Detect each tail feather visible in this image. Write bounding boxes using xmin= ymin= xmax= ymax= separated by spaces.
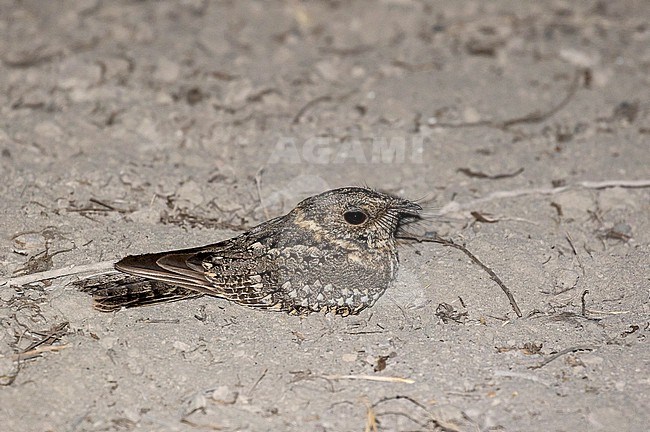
xmin=73 ymin=273 xmax=202 ymax=312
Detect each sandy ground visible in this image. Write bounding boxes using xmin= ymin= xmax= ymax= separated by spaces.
xmin=1 ymin=1 xmax=649 ymax=431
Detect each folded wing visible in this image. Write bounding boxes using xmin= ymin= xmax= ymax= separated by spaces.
xmin=114 ymin=241 xmax=281 ymax=308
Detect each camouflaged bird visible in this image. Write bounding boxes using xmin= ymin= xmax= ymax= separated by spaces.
xmin=79 ymin=187 xmax=421 ymax=316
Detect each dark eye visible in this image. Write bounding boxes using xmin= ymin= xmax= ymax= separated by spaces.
xmin=343 ymin=210 xmax=368 ymax=225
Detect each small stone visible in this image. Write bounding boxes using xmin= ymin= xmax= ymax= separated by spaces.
xmin=611 ymin=223 xmax=631 ymax=236
xmin=0 ymin=290 xmax=14 ymax=302
xmin=224 ymin=80 xmax=253 ymax=105
xmin=0 ymin=357 xmax=18 ymax=384
xmin=351 ymin=66 xmax=366 ymax=78
xmin=559 ymin=48 xmax=600 ymax=68
xmin=581 ymin=355 xmax=604 ymax=367
xmin=99 ymin=337 xmax=118 ymax=350
xmin=123 ymin=407 xmax=140 ymax=423
xmin=587 ymin=407 xmax=629 ymax=430
xmin=315 ymin=59 xmax=340 ymax=81
xmin=136 ymin=118 xmax=160 ymax=142
xmin=99 ymin=56 xmax=132 ymax=80
xmin=211 ymin=385 xmax=238 ymax=404
xmin=462 ymin=107 xmax=481 ymax=123
xmin=173 ymin=341 xmax=191 ymax=352
xmin=125 ymin=358 xmax=144 ymax=375
xmin=58 ymin=58 xmax=102 ymax=89
xmin=12 ymin=233 xmax=46 ymax=254
xmin=175 ymin=180 xmax=205 ymax=207
xmin=129 ymin=208 xmax=161 ymax=225
xmin=154 ymin=57 xmax=181 ymax=82
xmin=553 ymin=269 xmax=580 ymax=293
xmin=184 ymin=393 xmax=207 ymax=416
xmin=553 ymin=191 xmax=593 ymax=218
xmin=34 ymin=121 xmax=64 ymax=140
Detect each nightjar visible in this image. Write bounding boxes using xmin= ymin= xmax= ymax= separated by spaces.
xmin=79 ymin=187 xmax=421 ymax=316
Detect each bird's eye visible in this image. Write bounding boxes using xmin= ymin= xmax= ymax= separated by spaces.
xmin=343 ymin=210 xmax=368 ymax=225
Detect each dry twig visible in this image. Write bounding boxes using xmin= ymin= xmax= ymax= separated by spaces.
xmin=372 ymin=395 xmax=477 ymax=432
xmin=581 ymin=290 xmax=589 ymax=316
xmin=292 ymin=95 xmax=332 ymax=124
xmin=499 ymin=70 xmax=581 ymax=129
xmin=8 ymin=344 xmax=69 ymax=361
xmin=2 ymin=260 xmax=117 ymax=287
xmin=438 ymin=179 xmax=650 ymax=216
xmin=399 ymin=234 xmax=522 ymax=317
xmin=457 ymin=167 xmax=524 ymax=180
xmin=429 ymin=69 xmax=581 ymax=130
xmin=322 ymin=374 xmax=415 ymax=384
xmin=363 ymin=398 xmax=379 ymax=432
xmin=528 ymin=345 xmax=596 ymax=370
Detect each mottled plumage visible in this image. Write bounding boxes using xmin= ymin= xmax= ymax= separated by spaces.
xmin=78 ymin=187 xmax=421 ymax=316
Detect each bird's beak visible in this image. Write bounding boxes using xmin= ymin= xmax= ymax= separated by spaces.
xmin=392 ymin=199 xmax=422 ymax=216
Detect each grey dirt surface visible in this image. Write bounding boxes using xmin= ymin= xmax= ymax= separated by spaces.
xmin=1 ymin=1 xmax=649 ymax=431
